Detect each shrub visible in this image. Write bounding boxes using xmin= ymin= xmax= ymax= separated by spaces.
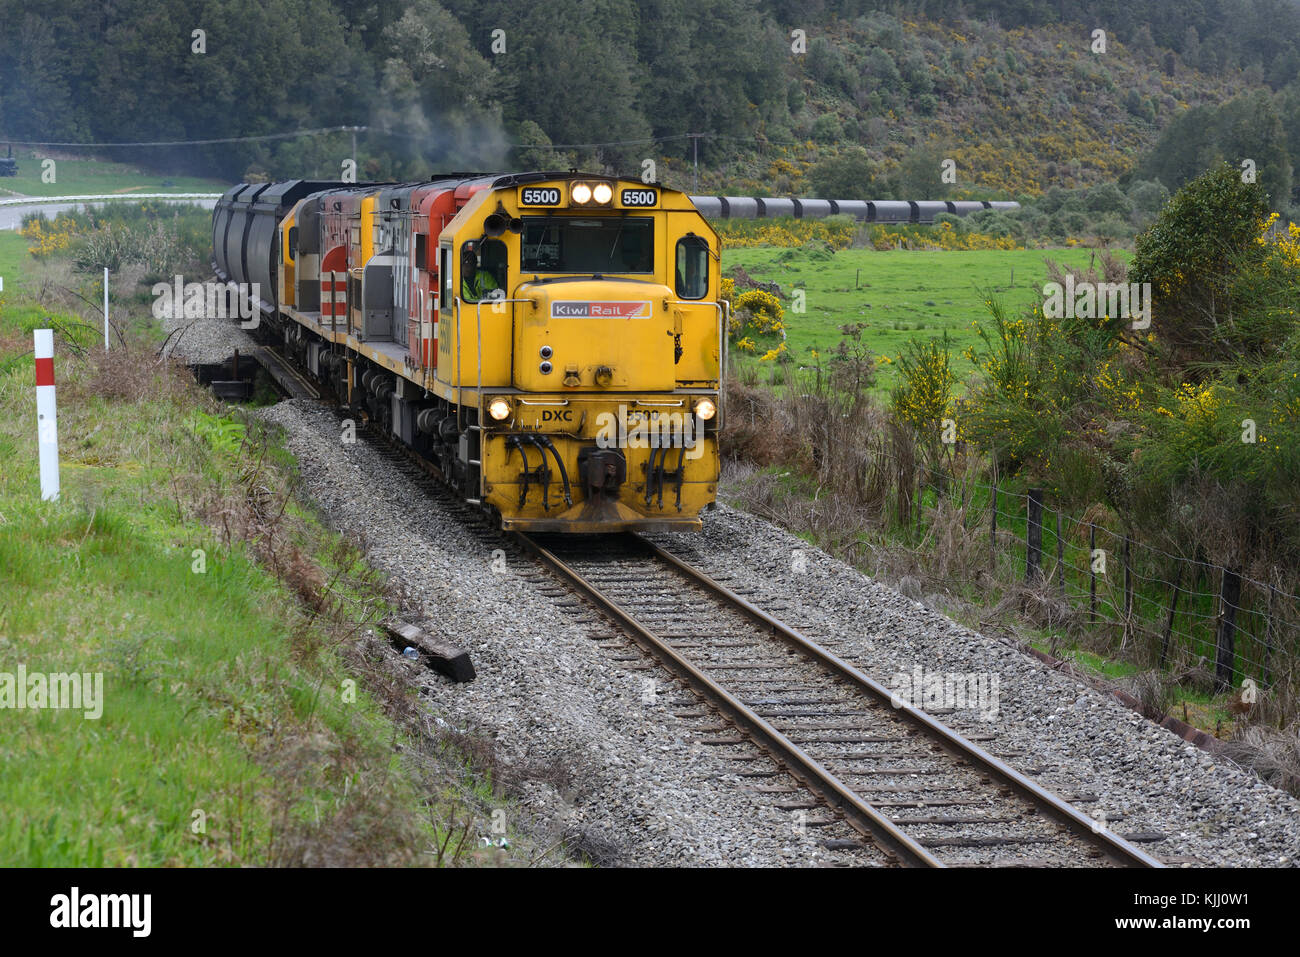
xmin=892 ymin=333 xmax=957 ymax=453
xmin=1129 ymin=163 xmax=1274 ymax=368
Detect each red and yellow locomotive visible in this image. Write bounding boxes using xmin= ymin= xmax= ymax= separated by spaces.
xmin=214 ymin=172 xmax=725 ymax=531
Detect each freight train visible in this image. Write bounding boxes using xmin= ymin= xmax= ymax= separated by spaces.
xmin=213 ymin=174 xmax=1017 ymax=533
xmin=213 ymin=172 xmax=725 ymax=533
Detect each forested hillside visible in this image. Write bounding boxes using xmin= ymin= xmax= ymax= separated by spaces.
xmin=1 ymin=0 xmax=1298 ymax=210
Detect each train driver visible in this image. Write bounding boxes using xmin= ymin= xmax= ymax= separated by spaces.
xmin=461 ymin=244 xmax=500 ymax=302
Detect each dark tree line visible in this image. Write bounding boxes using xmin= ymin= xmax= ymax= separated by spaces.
xmin=0 ymin=0 xmax=790 ymax=179
xmin=3 ymin=0 xmax=1300 ymax=185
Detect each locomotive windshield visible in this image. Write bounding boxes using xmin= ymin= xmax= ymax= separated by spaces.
xmin=521 ymin=216 xmax=653 ymax=274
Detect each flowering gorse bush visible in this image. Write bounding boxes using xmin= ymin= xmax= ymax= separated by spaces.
xmin=22 ymin=215 xmax=81 ymax=258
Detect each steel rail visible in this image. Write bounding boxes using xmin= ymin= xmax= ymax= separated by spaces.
xmin=514 ymin=531 xmax=945 ymax=867
xmin=633 ymin=534 xmax=1164 ymax=868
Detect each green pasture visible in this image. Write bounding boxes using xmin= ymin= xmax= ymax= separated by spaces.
xmin=724 ymin=246 xmax=1129 ymax=394
xmin=0 ymin=148 xmax=228 ymax=198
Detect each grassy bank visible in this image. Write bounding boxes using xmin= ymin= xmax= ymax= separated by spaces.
xmin=0 ymin=148 xmax=228 ymax=198
xmin=0 ymin=232 xmax=28 ymax=289
xmin=0 ymin=291 xmax=541 ymax=865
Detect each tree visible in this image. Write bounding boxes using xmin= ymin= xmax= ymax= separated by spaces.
xmin=0 ymin=12 xmax=83 ymax=140
xmin=1127 ymin=179 xmax=1170 ymax=216
xmin=806 ymin=148 xmax=880 ymax=199
xmin=895 ymin=144 xmax=950 ymax=199
xmin=1129 ymin=163 xmax=1272 ymax=369
xmin=374 ymin=0 xmax=507 ymax=173
xmin=1134 ymin=93 xmax=1293 ymax=212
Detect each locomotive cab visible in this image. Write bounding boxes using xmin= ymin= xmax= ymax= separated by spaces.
xmin=437 ymin=175 xmax=723 ymax=531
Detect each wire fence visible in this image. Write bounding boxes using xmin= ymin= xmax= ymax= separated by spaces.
xmin=889 ymin=449 xmax=1299 ymax=698
xmin=735 ymin=406 xmax=1300 ymax=705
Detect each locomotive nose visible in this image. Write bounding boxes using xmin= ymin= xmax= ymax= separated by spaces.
xmin=514 ymin=279 xmax=676 ymax=392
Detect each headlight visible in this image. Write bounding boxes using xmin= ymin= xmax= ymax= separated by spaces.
xmin=487 ymin=398 xmax=512 ymax=421
xmin=571 ymin=183 xmax=592 ymax=205
xmin=694 ymin=397 xmax=717 ymax=421
xmin=592 ymin=182 xmax=613 ymax=204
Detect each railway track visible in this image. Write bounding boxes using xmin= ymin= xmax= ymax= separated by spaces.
xmin=293 ymin=394 xmax=1167 ymax=867
xmin=516 ymin=530 xmax=1166 ymax=868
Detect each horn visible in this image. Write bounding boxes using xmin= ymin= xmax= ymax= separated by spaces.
xmin=483 ymin=213 xmax=507 ymax=237
xmin=508 ymin=217 xmax=524 ymax=234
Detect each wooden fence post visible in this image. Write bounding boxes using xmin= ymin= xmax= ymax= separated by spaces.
xmin=1026 ymin=488 xmax=1043 ymax=583
xmin=1056 ymin=511 xmax=1065 ymax=599
xmin=1089 ymin=524 xmax=1097 ymax=624
xmin=990 ymin=476 xmax=998 ymax=570
xmin=1264 ymin=579 xmax=1276 ymax=688
xmin=1160 ymin=562 xmax=1183 ymax=668
xmin=1214 ymin=566 xmax=1243 ymax=693
xmin=1123 ymin=535 xmax=1133 ymax=620
xmin=1119 ymin=534 xmax=1134 ymax=651
xmin=915 ymin=471 xmax=923 ymax=538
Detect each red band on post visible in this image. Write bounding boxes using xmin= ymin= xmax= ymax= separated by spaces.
xmin=35 ymin=357 xmax=55 ymax=387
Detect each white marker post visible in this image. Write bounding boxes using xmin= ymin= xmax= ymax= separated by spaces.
xmin=34 ymin=329 xmax=60 ymax=501
xmin=103 ymin=267 xmax=109 ymax=350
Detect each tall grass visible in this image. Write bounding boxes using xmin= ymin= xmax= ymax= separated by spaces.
xmin=0 ymin=307 xmax=540 ymax=865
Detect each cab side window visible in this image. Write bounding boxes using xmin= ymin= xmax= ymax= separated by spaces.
xmin=675 ymin=236 xmax=709 ymax=300
xmin=461 ymin=238 xmax=507 ymax=303
xmin=480 ymin=238 xmax=507 ymax=288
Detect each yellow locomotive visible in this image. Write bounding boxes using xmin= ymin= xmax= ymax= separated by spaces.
xmin=214 ymin=172 xmax=725 ymax=532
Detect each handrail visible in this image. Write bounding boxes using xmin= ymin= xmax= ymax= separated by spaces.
xmin=455 ymin=295 xmax=463 ymax=430
xmin=454 ymin=294 xmax=535 ymax=427
xmin=665 ymin=298 xmax=726 ymax=428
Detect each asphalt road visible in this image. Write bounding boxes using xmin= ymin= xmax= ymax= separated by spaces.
xmin=0 ymin=193 xmax=221 ymax=230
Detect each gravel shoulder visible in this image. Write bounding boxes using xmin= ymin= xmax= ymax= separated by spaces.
xmin=162 ymin=314 xmax=257 ymax=365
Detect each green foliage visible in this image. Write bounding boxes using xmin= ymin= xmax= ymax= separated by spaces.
xmin=1085 ymin=182 xmax=1131 ymax=215
xmin=1127 ymin=179 xmax=1170 ymax=215
xmin=189 ymin=410 xmax=248 ymax=457
xmin=812 ymin=113 xmax=844 ymax=144
xmin=1129 ymin=163 xmax=1273 ymax=366
xmin=959 ymin=162 xmax=1300 ymax=576
xmin=961 ymin=258 xmax=1135 ymax=500
xmin=1134 ymin=92 xmax=1293 ymax=212
xmin=806 ymin=147 xmax=880 ymax=199
xmin=4 ymin=0 xmax=1300 ymax=202
xmin=892 ymin=333 xmax=956 ymax=445
xmin=894 ymin=144 xmax=950 ymax=200
xmin=47 ymin=203 xmax=212 ymax=275
xmin=1129 ymin=357 xmax=1300 ymax=564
